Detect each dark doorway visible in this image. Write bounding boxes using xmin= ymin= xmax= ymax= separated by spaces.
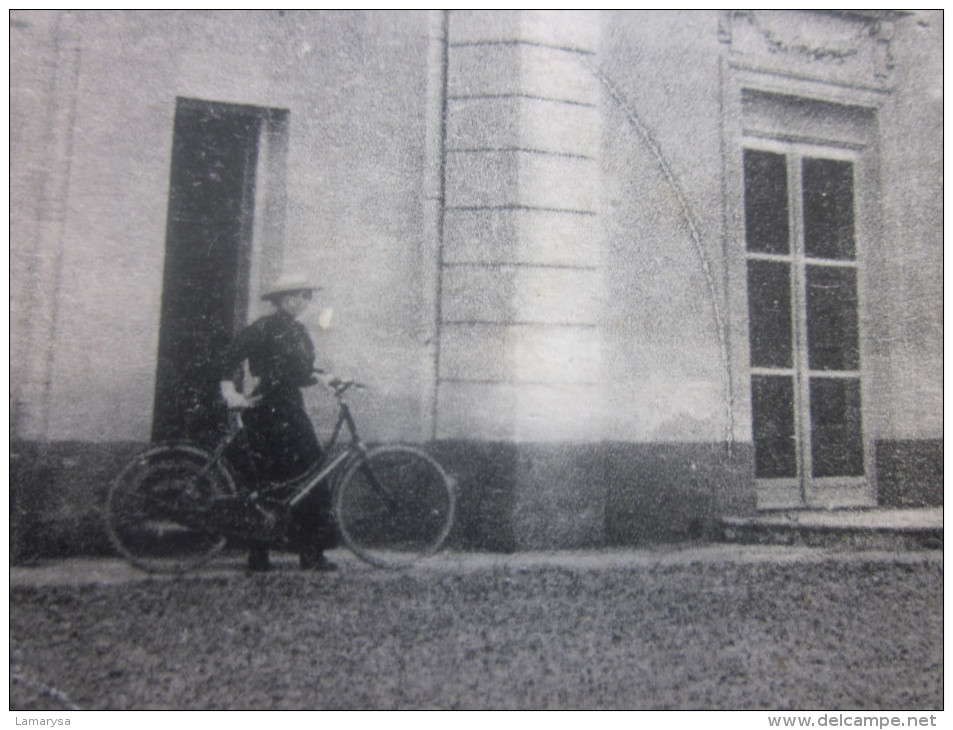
xmin=152 ymin=98 xmax=267 ymax=444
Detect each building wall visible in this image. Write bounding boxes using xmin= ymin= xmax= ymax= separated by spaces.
xmin=11 ymin=9 xmax=438 ymax=445
xmin=436 ymin=10 xmax=605 ymax=444
xmin=712 ymin=10 xmax=943 ymax=507
xmin=871 ymin=10 xmax=943 ymax=506
xmin=601 ymin=10 xmax=731 ymax=445
xmin=876 ymin=11 xmax=943 ymax=440
xmin=10 ymin=10 xmax=942 ymax=559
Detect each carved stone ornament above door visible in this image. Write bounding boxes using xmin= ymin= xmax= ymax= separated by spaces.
xmin=718 ymin=10 xmax=902 ymax=88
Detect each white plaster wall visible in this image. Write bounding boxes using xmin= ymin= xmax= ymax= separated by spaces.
xmin=11 ymin=10 xmax=941 ymax=449
xmin=600 ymin=10 xmax=730 ymax=444
xmin=11 ymin=10 xmax=436 ymax=443
xmin=599 ymin=10 xmax=942 ymax=447
xmin=10 ymin=12 xmax=60 ymax=431
xmin=875 ymin=10 xmax=943 ymax=439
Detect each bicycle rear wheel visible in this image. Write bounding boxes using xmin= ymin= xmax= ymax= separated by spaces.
xmin=105 ymin=443 xmax=236 ymax=573
xmin=334 ymin=445 xmax=455 ymax=568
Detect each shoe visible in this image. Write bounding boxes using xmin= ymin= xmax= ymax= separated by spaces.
xmin=247 ymin=546 xmax=272 ymax=573
xmin=299 ymin=552 xmax=338 ymax=572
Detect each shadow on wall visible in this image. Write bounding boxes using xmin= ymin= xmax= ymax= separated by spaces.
xmin=10 ymin=441 xmax=141 ymax=563
xmin=875 ymin=440 xmax=943 ymax=508
xmin=603 ymin=442 xmax=756 ymax=545
xmin=436 ymin=440 xmax=757 ymax=551
xmin=432 ymin=441 xmax=520 ymax=553
xmin=10 ymin=439 xmax=760 ymax=562
xmin=9 ymin=439 xmax=527 ymax=563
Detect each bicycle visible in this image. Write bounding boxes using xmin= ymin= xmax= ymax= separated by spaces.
xmin=105 ymin=381 xmax=456 ymax=572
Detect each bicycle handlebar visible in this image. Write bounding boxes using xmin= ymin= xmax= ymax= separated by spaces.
xmin=311 ymin=368 xmax=365 ymax=399
xmin=226 ymin=379 xmax=366 ymax=414
xmin=331 ymin=380 xmax=366 ymax=399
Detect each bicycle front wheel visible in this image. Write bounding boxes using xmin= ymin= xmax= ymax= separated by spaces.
xmin=105 ymin=443 xmax=236 ymax=574
xmin=334 ymin=445 xmax=455 ymax=569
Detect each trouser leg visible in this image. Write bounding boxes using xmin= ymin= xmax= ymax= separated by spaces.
xmin=247 ymin=540 xmax=271 ymax=572
xmin=291 ymin=482 xmax=338 ymax=570
xmin=237 ymin=392 xmax=329 ymax=569
xmin=290 ymin=482 xmax=332 ymax=552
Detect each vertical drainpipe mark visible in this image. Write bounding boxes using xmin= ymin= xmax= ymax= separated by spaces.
xmin=40 ymin=16 xmax=82 ymax=439
xmin=579 ymin=55 xmax=735 ymax=457
xmin=430 ymin=9 xmax=450 ymax=442
xmin=716 ymin=56 xmax=735 ymax=461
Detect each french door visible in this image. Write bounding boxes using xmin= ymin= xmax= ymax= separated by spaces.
xmin=743 ymin=144 xmax=872 ymax=508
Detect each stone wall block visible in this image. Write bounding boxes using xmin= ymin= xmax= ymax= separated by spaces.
xmin=519 ymin=155 xmax=599 ymax=211
xmin=509 ymin=326 xmax=601 ymax=384
xmin=437 ymin=382 xmax=517 ymax=440
xmin=443 ymin=209 xmax=519 ymax=265
xmin=519 ymin=10 xmax=600 ymax=51
xmin=448 ymin=10 xmax=522 ymax=44
xmin=512 ymin=268 xmax=602 ymax=324
xmin=444 ymin=209 xmax=600 ymax=268
xmin=448 ymin=10 xmax=599 ymax=52
xmin=513 ymin=384 xmax=606 ymax=442
xmin=447 ymin=97 xmax=521 ymax=151
xmin=439 ymin=324 xmax=509 ymax=382
xmin=516 ymin=210 xmax=601 ymax=266
xmin=442 ymin=266 xmax=517 ymax=323
xmin=519 ymin=98 xmax=599 ymax=158
xmin=519 ymin=46 xmax=598 ymax=105
xmin=439 ymin=324 xmax=601 ymax=385
xmin=444 ymin=150 xmax=520 ymax=208
xmin=447 ymin=44 xmax=521 ymax=98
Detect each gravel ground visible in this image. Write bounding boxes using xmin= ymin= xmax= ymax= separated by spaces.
xmin=10 ymin=553 xmax=942 ymax=710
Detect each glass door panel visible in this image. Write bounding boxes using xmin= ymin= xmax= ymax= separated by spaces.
xmin=744 ymin=149 xmax=790 ymax=254
xmin=747 ymin=260 xmax=793 ymax=369
xmin=744 ymin=146 xmax=869 ymax=506
xmin=809 ymin=377 xmax=864 ymax=478
xmin=751 ymin=375 xmax=798 ymax=479
xmin=805 ymin=265 xmax=860 ymax=372
xmin=802 ymin=157 xmax=856 ymax=260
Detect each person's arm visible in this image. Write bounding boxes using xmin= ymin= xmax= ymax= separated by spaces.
xmin=264 ymin=319 xmax=322 ymax=388
xmin=219 ymin=325 xmax=261 ymax=409
xmin=314 ymin=370 xmax=344 ymax=390
xmin=220 ymin=379 xmax=261 ymax=409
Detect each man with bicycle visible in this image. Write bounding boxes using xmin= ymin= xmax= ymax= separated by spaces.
xmin=219 ymin=274 xmax=338 ymax=573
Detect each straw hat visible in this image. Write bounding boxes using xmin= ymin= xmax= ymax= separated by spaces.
xmin=261 ymin=274 xmax=320 ymax=301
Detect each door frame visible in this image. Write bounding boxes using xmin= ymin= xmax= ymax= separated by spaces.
xmin=744 ymin=138 xmax=873 ymax=508
xmin=151 ymin=97 xmax=288 ymax=443
xmin=720 ymin=64 xmax=885 ymax=509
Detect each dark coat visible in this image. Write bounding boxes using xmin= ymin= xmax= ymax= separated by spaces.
xmin=222 ymin=309 xmax=322 ymax=484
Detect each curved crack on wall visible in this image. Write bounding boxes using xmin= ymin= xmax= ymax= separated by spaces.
xmin=577 ymin=53 xmax=736 ymax=456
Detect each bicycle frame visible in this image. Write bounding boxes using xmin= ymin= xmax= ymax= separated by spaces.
xmin=287 ymin=398 xmax=366 ymax=508
xmin=107 ymin=378 xmax=455 ymax=573
xmin=284 ymin=389 xmax=398 ymax=511
xmin=202 ymin=388 xmax=369 ymax=512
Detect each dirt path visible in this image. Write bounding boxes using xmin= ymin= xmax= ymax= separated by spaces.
xmin=10 ymin=548 xmax=942 ymax=710
xmin=11 ymin=544 xmax=942 ymax=586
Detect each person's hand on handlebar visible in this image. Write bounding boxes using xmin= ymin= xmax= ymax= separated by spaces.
xmin=220 ymin=380 xmax=262 ymax=409
xmin=314 ymin=371 xmax=362 ymax=395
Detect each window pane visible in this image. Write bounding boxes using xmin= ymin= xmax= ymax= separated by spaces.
xmin=744 ymin=149 xmax=790 ymax=254
xmin=751 ymin=375 xmax=797 ymax=478
xmin=810 ymin=378 xmax=864 ymax=477
xmin=747 ymin=260 xmax=793 ymax=368
xmin=803 ymin=158 xmax=855 ymax=260
xmin=806 ymin=265 xmax=860 ymax=371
